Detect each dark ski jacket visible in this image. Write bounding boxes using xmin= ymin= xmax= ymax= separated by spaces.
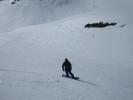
xmin=62 ymin=60 xmax=72 ymax=71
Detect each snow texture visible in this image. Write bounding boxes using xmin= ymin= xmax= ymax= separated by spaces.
xmin=0 ymin=0 xmax=94 ymax=32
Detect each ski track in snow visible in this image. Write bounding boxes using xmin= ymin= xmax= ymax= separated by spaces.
xmin=0 ymin=67 xmax=96 ymax=88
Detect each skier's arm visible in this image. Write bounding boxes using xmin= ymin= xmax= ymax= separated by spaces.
xmin=62 ymin=62 xmax=65 ymax=71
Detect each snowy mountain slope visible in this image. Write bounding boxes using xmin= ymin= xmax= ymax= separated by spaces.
xmin=0 ymin=0 xmax=133 ymax=100
xmin=0 ymin=12 xmax=133 ymax=100
xmin=0 ymin=0 xmax=94 ymax=32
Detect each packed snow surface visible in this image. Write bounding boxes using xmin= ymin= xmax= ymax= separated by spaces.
xmin=0 ymin=0 xmax=133 ymax=100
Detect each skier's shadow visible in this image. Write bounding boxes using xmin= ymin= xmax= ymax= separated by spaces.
xmin=77 ymin=79 xmax=96 ymax=86
xmin=62 ymin=74 xmax=96 ymax=86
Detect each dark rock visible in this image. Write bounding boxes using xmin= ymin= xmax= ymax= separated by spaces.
xmin=85 ymin=22 xmax=117 ymax=28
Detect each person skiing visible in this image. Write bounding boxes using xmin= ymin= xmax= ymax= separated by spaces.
xmin=62 ymin=58 xmax=74 ymax=78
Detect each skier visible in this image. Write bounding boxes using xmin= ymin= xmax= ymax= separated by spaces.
xmin=62 ymin=58 xmax=74 ymax=78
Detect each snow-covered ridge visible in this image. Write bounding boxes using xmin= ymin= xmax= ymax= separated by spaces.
xmin=0 ymin=0 xmax=94 ymax=32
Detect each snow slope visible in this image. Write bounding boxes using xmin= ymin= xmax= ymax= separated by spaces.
xmin=0 ymin=0 xmax=133 ymax=100
xmin=0 ymin=0 xmax=94 ymax=32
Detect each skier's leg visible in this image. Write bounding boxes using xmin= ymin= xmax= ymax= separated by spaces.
xmin=65 ymin=70 xmax=69 ymax=77
xmin=69 ymin=70 xmax=74 ymax=78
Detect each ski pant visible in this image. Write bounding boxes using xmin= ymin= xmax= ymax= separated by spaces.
xmin=65 ymin=69 xmax=74 ymax=78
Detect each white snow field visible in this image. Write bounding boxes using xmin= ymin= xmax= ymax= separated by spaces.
xmin=0 ymin=0 xmax=94 ymax=32
xmin=0 ymin=0 xmax=133 ymax=100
